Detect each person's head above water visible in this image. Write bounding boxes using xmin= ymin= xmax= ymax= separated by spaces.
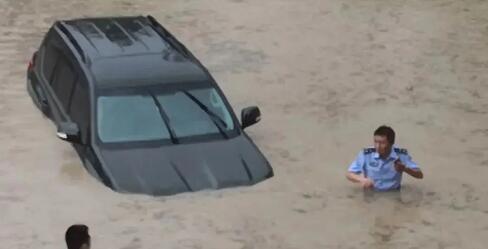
xmin=65 ymin=224 xmax=90 ymax=249
xmin=373 ymin=125 xmax=395 ymax=158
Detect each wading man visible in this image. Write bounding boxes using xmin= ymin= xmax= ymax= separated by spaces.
xmin=346 ymin=125 xmax=423 ymax=191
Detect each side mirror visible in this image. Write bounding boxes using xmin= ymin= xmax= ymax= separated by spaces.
xmin=57 ymin=122 xmax=81 ymax=143
xmin=241 ymin=106 xmax=261 ymax=130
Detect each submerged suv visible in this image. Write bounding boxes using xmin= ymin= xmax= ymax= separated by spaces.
xmin=27 ymin=16 xmax=273 ymax=196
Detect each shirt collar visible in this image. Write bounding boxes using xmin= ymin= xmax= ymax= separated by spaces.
xmin=373 ymin=151 xmax=380 ymax=159
xmin=373 ymin=146 xmax=399 ymax=160
xmin=390 ymin=147 xmax=399 ymax=160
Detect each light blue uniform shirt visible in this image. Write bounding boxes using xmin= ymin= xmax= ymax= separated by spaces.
xmin=348 ymin=146 xmax=419 ymax=191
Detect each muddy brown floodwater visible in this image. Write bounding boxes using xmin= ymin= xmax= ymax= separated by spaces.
xmin=1 ymin=0 xmax=488 ymax=248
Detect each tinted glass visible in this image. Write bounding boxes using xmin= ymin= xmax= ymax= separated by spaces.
xmin=51 ymin=57 xmax=76 ymax=110
xmin=97 ymin=95 xmax=170 ymax=143
xmin=42 ymin=44 xmax=59 ymax=82
xmin=96 ymin=86 xmax=235 ymax=143
xmin=156 ymin=88 xmax=234 ymax=137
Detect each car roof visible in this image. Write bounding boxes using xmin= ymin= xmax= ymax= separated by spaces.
xmin=58 ymin=16 xmax=209 ymax=87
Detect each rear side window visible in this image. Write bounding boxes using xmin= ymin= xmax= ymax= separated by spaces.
xmin=51 ymin=56 xmax=76 ymax=110
xmin=42 ymin=44 xmax=59 ymax=81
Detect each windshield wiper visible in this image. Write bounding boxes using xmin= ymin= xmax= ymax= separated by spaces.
xmin=148 ymin=92 xmax=179 ymax=144
xmin=181 ymin=90 xmax=229 ymax=139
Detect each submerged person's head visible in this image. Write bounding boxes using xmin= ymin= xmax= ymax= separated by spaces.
xmin=65 ymin=224 xmax=90 ymax=249
xmin=373 ymin=125 xmax=395 ymax=157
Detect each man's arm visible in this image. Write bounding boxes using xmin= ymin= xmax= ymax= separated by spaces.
xmin=346 ymin=172 xmax=374 ymax=188
xmin=346 ymin=171 xmax=366 ymax=183
xmin=346 ymin=151 xmax=374 ymax=188
xmin=404 ymin=167 xmax=423 ymax=179
xmin=394 ymin=155 xmax=423 ymax=179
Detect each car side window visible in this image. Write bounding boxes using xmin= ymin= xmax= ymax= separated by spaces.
xmin=69 ymin=76 xmax=90 ymax=143
xmin=51 ymin=56 xmax=77 ymax=111
xmin=42 ymin=43 xmax=59 ymax=82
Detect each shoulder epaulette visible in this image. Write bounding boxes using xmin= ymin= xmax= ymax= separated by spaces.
xmin=394 ymin=148 xmax=408 ymax=154
xmin=363 ymin=148 xmax=376 ymax=154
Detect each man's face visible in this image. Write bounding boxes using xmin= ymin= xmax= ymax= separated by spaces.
xmin=374 ymin=135 xmax=391 ymax=157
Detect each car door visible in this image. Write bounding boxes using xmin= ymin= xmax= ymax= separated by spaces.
xmin=68 ymin=74 xmax=103 ymax=180
xmin=50 ymin=55 xmax=77 ymax=122
xmin=39 ymin=30 xmax=78 ymax=126
xmin=68 ymin=74 xmax=90 ymax=148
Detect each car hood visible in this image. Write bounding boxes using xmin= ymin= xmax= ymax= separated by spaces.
xmin=97 ymin=135 xmax=273 ymax=196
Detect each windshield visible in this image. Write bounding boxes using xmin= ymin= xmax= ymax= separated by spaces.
xmin=96 ymin=86 xmax=236 ymax=143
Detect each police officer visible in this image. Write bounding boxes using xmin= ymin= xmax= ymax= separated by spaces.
xmin=346 ymin=125 xmax=423 ymax=191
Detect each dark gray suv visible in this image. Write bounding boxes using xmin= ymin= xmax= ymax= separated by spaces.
xmin=27 ymin=15 xmax=273 ymax=196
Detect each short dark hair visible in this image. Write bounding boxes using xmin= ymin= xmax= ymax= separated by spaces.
xmin=65 ymin=224 xmax=90 ymax=249
xmin=374 ymin=125 xmax=395 ymax=145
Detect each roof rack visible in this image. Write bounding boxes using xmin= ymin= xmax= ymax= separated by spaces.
xmin=56 ymin=21 xmax=87 ymax=63
xmin=146 ymin=15 xmax=211 ymax=74
xmin=146 ymin=15 xmax=192 ymax=58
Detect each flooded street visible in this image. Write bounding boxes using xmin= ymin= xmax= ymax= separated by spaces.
xmin=1 ymin=0 xmax=488 ymax=248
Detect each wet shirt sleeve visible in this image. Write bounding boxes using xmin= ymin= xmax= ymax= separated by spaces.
xmin=400 ymin=153 xmax=419 ymax=170
xmin=348 ymin=151 xmax=365 ymax=174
